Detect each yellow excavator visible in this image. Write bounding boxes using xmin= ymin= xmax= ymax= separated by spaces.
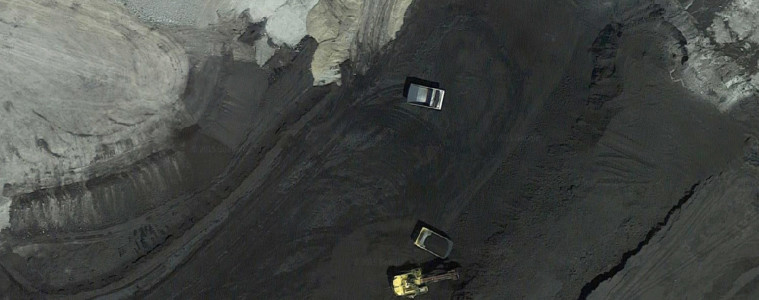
xmin=392 ymin=268 xmax=459 ymax=298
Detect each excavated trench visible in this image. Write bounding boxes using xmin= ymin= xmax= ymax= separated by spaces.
xmin=578 ymin=181 xmax=701 ymax=299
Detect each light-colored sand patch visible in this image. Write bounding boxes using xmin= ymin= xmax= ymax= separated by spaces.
xmin=255 ymin=38 xmax=277 ymax=65
xmin=0 ymin=0 xmax=190 ymax=195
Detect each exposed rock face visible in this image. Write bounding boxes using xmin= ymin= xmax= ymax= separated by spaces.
xmin=306 ymin=0 xmax=363 ymax=85
xmin=221 ymin=0 xmax=321 ymax=46
xmin=118 ymin=0 xmax=320 ymax=67
xmin=660 ymin=0 xmax=759 ymax=111
xmin=307 ymin=0 xmax=414 ymax=85
xmin=0 ymin=0 xmax=191 ymax=229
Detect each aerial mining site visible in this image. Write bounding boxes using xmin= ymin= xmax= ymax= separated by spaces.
xmin=1 ymin=0 xmax=759 ymax=299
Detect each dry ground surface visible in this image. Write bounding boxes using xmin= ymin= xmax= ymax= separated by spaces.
xmin=1 ymin=0 xmax=759 ymax=299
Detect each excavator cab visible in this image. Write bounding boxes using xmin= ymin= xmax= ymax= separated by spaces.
xmin=392 ymin=268 xmax=428 ymax=298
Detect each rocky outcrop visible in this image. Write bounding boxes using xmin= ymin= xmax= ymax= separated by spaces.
xmin=659 ymin=0 xmax=759 ymax=111
xmin=119 ymin=0 xmax=415 ymax=85
xmin=307 ymin=0 xmax=414 ymax=85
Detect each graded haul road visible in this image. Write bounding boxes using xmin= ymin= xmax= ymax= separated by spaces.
xmin=1 ymin=0 xmax=759 ymax=299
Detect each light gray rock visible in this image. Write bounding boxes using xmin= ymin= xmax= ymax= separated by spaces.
xmin=0 ymin=0 xmax=191 ymax=229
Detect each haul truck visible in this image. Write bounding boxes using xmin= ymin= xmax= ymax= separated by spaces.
xmin=406 ymin=83 xmax=445 ymax=110
xmin=413 ymin=227 xmax=453 ymax=259
xmin=391 ymin=225 xmax=458 ymax=298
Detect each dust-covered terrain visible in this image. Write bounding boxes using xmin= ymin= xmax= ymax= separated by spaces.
xmin=1 ymin=0 xmax=759 ymax=299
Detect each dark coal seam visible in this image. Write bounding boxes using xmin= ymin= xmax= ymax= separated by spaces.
xmin=577 ymin=181 xmax=701 ymax=299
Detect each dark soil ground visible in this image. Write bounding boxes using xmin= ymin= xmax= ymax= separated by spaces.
xmin=2 ymin=0 xmax=759 ymax=299
xmin=141 ymin=0 xmax=745 ymax=299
